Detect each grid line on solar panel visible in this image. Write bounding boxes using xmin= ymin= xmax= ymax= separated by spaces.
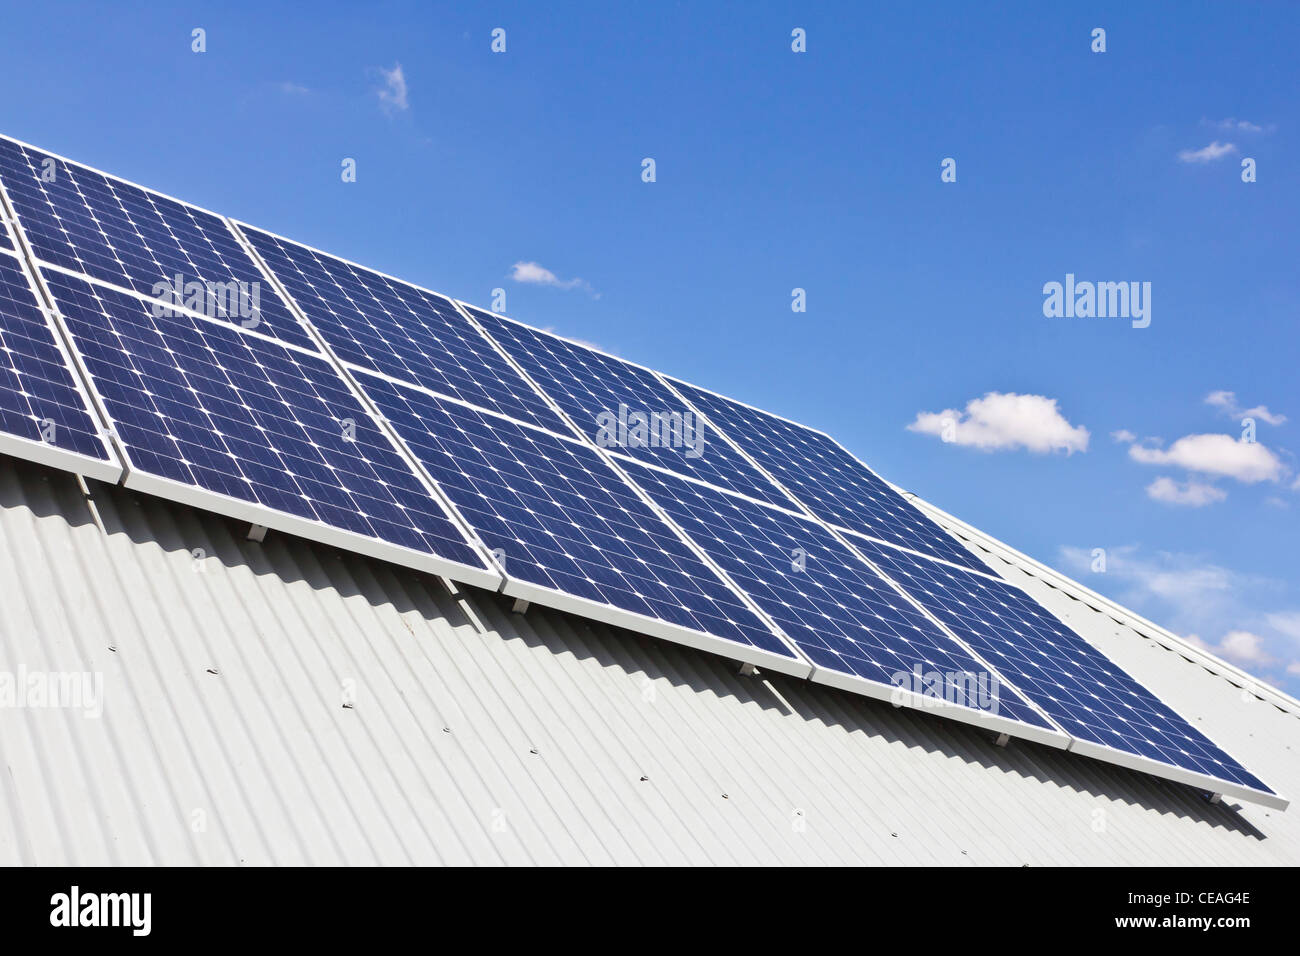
xmin=851 ymin=534 xmax=1277 ymax=798
xmin=616 ymin=456 xmax=1069 ymax=742
xmin=0 ymin=205 xmax=13 ymax=251
xmin=39 ymin=266 xmax=499 ymax=586
xmin=462 ymin=304 xmax=802 ymax=508
xmin=236 ymin=224 xmax=573 ymax=435
xmin=0 ymin=250 xmax=120 ymax=481
xmin=0 ymin=136 xmax=314 ymax=352
xmin=664 ymin=375 xmax=994 ymax=573
xmin=352 ymin=367 xmax=810 ymax=675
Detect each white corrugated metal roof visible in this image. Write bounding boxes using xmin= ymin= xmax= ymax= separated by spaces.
xmin=0 ymin=456 xmax=1295 ymax=865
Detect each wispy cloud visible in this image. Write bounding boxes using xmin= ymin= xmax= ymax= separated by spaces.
xmin=1184 ymin=630 xmax=1276 ymax=666
xmin=1057 ymin=545 xmax=1300 ymax=687
xmin=907 ymin=392 xmax=1089 ymax=454
xmin=376 ymin=63 xmax=409 ymax=114
xmin=1205 ymin=389 xmax=1286 ymax=426
xmin=1202 ymin=117 xmax=1275 ymax=134
xmin=1111 ymin=429 xmax=1137 ymax=444
xmin=1128 ymin=433 xmax=1283 ymax=483
xmin=278 ymin=81 xmax=310 ymax=96
xmin=509 ymin=261 xmax=599 ymax=298
xmin=1177 ymin=141 xmax=1237 ymax=163
xmin=1145 ymin=476 xmax=1226 ymax=507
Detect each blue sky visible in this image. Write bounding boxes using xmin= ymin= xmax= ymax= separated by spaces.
xmin=3 ymin=1 xmax=1298 ymax=691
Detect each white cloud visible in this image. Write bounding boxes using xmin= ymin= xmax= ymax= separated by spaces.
xmin=278 ymin=81 xmax=310 ymax=96
xmin=1204 ymin=389 xmax=1286 ymax=426
xmin=1146 ymin=476 xmax=1227 ymax=507
xmin=377 ymin=63 xmax=409 ymax=113
xmin=509 ymin=261 xmax=598 ymax=297
xmin=1111 ymin=429 xmax=1137 ymax=444
xmin=1177 ymin=141 xmax=1238 ymax=163
xmin=1289 ymin=662 xmax=1300 ymax=676
xmin=1128 ymin=433 xmax=1283 ymax=483
xmin=907 ymin=392 xmax=1089 ymax=454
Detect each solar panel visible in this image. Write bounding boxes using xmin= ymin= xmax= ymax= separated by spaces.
xmin=355 ymin=369 xmax=809 ymax=676
xmin=0 ymin=136 xmax=313 ymax=351
xmin=0 ymin=205 xmax=13 ymax=251
xmin=852 ymin=533 xmax=1281 ymax=805
xmin=40 ymin=267 xmax=499 ymax=586
xmin=618 ymin=457 xmax=1066 ymax=745
xmin=666 ymin=377 xmax=993 ymax=573
xmin=238 ymin=226 xmax=571 ymax=434
xmin=465 ymin=305 xmax=798 ymax=507
xmin=0 ymin=250 xmax=120 ymax=482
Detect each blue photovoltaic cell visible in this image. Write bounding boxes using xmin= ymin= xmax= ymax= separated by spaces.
xmin=0 ymin=206 xmax=13 ymax=251
xmin=241 ymin=227 xmax=570 ymax=433
xmin=42 ymin=268 xmax=487 ymax=570
xmin=668 ymin=377 xmax=991 ymax=573
xmin=467 ymin=306 xmax=797 ymax=507
xmin=0 ymin=252 xmax=111 ymax=461
xmin=357 ymin=370 xmax=797 ymax=660
xmin=854 ymin=535 xmax=1273 ymax=794
xmin=0 ymin=137 xmax=313 ymax=351
xmin=621 ymin=457 xmax=1053 ymax=728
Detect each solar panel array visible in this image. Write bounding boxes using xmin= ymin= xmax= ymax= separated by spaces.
xmin=0 ymin=138 xmax=311 ymax=350
xmin=466 ymin=305 xmax=796 ymax=508
xmin=42 ymin=268 xmax=495 ymax=580
xmin=0 ymin=249 xmax=119 ymax=480
xmin=240 ymin=227 xmax=570 ymax=433
xmin=668 ymin=376 xmax=994 ymax=573
xmin=360 ymin=372 xmax=799 ymax=665
xmin=621 ymin=458 xmax=1060 ymax=740
xmin=853 ymin=534 xmax=1274 ymax=794
xmin=0 ymin=133 xmax=1281 ymax=808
